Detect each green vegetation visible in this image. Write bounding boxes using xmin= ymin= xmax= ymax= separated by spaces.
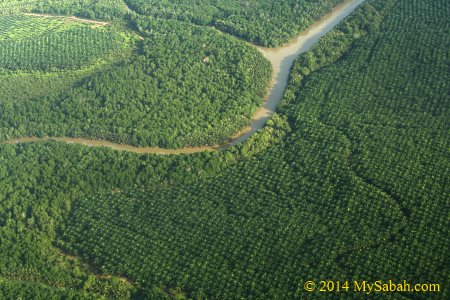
xmin=1 ymin=0 xmax=350 ymax=47
xmin=33 ymin=0 xmax=129 ymax=20
xmin=0 ymin=15 xmax=271 ymax=148
xmin=0 ymin=0 xmax=128 ymax=20
xmin=125 ymin=0 xmax=343 ymax=47
xmin=0 ymin=139 xmax=233 ymax=298
xmin=0 ymin=0 xmax=448 ymax=299
xmin=0 ymin=16 xmax=125 ymax=71
xmin=0 ymin=277 xmax=97 ymax=299
xmin=0 ymin=15 xmax=74 ymax=41
xmin=0 ymin=0 xmax=36 ymax=14
xmin=58 ymin=0 xmax=450 ymax=298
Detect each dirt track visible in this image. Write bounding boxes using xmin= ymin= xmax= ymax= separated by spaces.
xmin=24 ymin=12 xmax=110 ymax=26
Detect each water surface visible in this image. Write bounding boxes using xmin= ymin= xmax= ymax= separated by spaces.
xmin=6 ymin=0 xmax=366 ymax=154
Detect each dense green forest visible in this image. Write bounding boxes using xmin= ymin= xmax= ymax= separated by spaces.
xmin=0 ymin=14 xmax=271 ymax=148
xmin=0 ymin=0 xmax=129 ymax=20
xmin=124 ymin=0 xmax=343 ymax=46
xmin=0 ymin=0 xmax=448 ymax=299
xmin=0 ymin=15 xmax=126 ymax=71
xmin=57 ymin=0 xmax=450 ymax=298
xmin=1 ymin=0 xmax=345 ymax=47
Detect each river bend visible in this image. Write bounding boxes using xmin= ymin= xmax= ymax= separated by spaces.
xmin=5 ymin=0 xmax=366 ymax=154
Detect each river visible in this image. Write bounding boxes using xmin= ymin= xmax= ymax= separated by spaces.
xmin=5 ymin=0 xmax=365 ymax=155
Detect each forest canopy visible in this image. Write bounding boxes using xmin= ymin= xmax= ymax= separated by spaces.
xmin=0 ymin=13 xmax=271 ymax=148
xmin=0 ymin=0 xmax=448 ymax=299
xmin=0 ymin=15 xmax=126 ymax=71
xmin=1 ymin=0 xmax=347 ymax=47
xmin=125 ymin=0 xmax=344 ymax=46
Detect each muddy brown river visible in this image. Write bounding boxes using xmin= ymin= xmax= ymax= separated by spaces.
xmin=6 ymin=0 xmax=366 ymax=155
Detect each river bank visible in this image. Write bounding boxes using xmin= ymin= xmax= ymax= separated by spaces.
xmin=6 ymin=0 xmax=366 ymax=154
